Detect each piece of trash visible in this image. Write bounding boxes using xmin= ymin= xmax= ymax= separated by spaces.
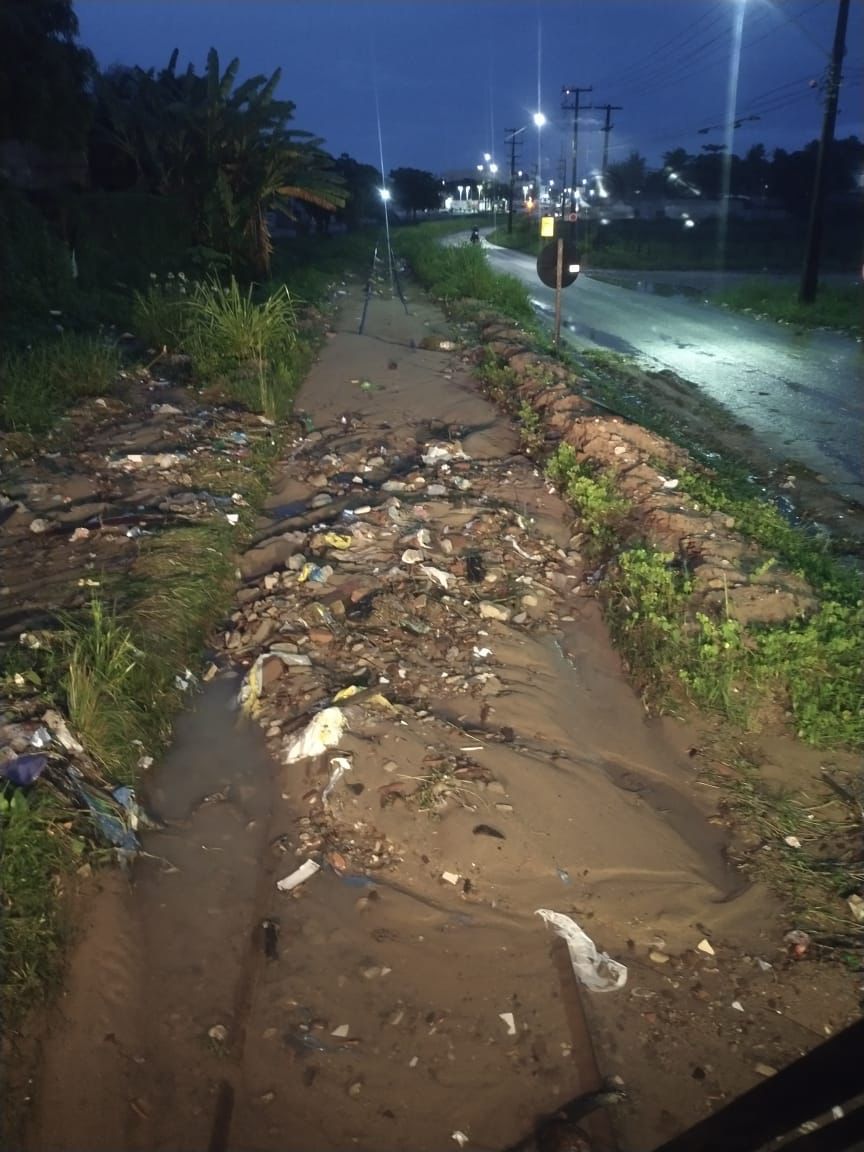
xmin=784 ymin=929 xmax=811 ymax=959
xmin=226 ymin=513 xmax=240 ymax=526
xmin=298 ymin=562 xmax=331 ymax=584
xmin=661 ymin=477 xmax=679 ymax=489
xmin=696 ymin=938 xmax=716 ymax=956
xmin=420 ymin=564 xmax=454 ymax=590
xmin=451 ymin=1131 xmax=469 ymax=1148
xmin=262 ymin=918 xmax=280 ymax=960
xmin=401 ymin=549 xmax=425 ymax=565
xmin=556 ymin=867 xmax=571 ymax=884
xmin=276 ymin=859 xmax=321 ymax=892
xmin=323 ymin=532 xmax=352 ymax=549
xmin=472 ymin=646 xmax=493 ymax=659
xmin=473 ymin=824 xmax=505 ymax=840
xmin=499 ymin=1012 xmax=516 ymax=1036
xmin=649 ymin=949 xmax=670 ymax=964
xmin=42 ymin=709 xmax=84 ymax=754
xmin=69 ymin=526 xmax=90 ymax=542
xmin=731 ymin=1000 xmax=745 ymax=1012
xmin=0 ymin=754 xmax=48 ymax=787
xmin=331 ymin=1023 xmax=350 ymax=1038
xmin=505 ymin=535 xmax=542 ymax=562
xmin=784 ymin=835 xmax=802 ymax=849
xmin=282 ymin=708 xmax=347 ymax=763
xmin=322 ymin=755 xmax=352 ymax=803
xmin=441 ymin=871 xmax=460 ymax=885
xmin=333 ymin=684 xmax=363 ymax=702
xmin=111 ymin=786 xmax=162 ymax=831
xmin=536 ymin=909 xmax=627 ymax=992
xmin=72 ymin=776 xmax=141 ymax=852
xmin=848 ymin=894 xmax=864 ymax=923
xmin=421 ymin=444 xmax=468 ymax=466
xmin=755 ymin=1063 xmax=778 ymax=1078
xmin=208 ymin=1024 xmax=228 ymax=1044
xmin=174 ymin=668 xmax=195 ymax=692
xmin=29 ymin=518 xmax=50 ymax=534
xmin=755 ymin=957 xmax=773 ymax=972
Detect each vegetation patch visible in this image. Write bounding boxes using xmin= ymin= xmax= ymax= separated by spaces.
xmin=0 ymin=334 xmax=122 ymax=434
xmin=709 ymin=280 xmax=862 ymax=338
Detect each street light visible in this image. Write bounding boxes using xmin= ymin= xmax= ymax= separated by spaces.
xmin=533 ymin=111 xmax=546 ymax=207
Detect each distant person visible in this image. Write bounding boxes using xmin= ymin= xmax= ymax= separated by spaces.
xmin=470 ymin=227 xmax=480 ymax=245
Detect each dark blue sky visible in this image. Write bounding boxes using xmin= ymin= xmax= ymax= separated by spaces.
xmin=77 ymin=1 xmax=864 ymax=179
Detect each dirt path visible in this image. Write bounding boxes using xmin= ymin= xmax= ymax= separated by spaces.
xmin=21 ymin=284 xmax=859 ymax=1152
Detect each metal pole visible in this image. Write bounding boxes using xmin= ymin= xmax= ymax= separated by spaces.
xmin=554 ymin=234 xmax=564 ymax=350
xmin=799 ymin=0 xmax=850 ymax=303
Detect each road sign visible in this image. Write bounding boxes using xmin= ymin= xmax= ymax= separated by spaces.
xmin=536 ymin=241 xmax=580 ymax=289
xmin=540 ymin=215 xmax=555 ymax=238
xmin=568 ymin=211 xmax=578 ymax=222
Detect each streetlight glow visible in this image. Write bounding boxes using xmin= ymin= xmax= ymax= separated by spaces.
xmin=533 ymin=111 xmax=546 ymax=128
xmin=379 ymin=187 xmax=391 ymax=201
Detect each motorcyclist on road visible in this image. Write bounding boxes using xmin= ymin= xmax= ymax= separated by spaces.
xmin=470 ymin=227 xmax=480 ymax=245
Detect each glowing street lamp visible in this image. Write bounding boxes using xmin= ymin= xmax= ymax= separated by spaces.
xmin=533 ymin=111 xmax=546 ymax=204
xmin=379 ymin=187 xmax=391 ymax=202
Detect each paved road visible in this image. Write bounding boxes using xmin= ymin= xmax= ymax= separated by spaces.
xmin=483 ymin=242 xmax=864 ymax=505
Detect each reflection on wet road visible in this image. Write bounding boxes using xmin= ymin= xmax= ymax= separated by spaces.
xmin=486 ymin=244 xmax=864 ymax=505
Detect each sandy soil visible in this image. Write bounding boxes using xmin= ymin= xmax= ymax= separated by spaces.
xmin=14 ymin=284 xmax=861 ymax=1152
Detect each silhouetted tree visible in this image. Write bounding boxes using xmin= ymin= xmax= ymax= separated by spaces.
xmin=0 ymin=0 xmax=95 ymax=151
xmin=388 ymin=167 xmax=441 ymax=221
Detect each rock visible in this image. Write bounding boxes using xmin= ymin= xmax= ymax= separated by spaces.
xmin=495 ymin=802 xmax=514 ymax=814
xmin=755 ymin=1063 xmax=777 ymax=1078
xmin=487 ymin=781 xmax=507 ymax=795
xmin=260 ymin=657 xmax=285 ymax=687
xmin=251 ymin=618 xmax=276 ymax=646
xmin=479 ymin=601 xmax=511 ymax=623
xmin=649 ymin=950 xmax=670 ymax=964
xmin=29 ymin=518 xmax=50 ymax=534
xmin=696 ymin=939 xmax=716 ymax=956
xmin=307 ymin=628 xmax=333 ymax=646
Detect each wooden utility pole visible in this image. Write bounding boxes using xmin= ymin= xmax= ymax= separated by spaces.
xmin=596 ymin=103 xmax=623 ymax=179
xmin=799 ymin=0 xmax=850 ymax=303
xmin=505 ymin=127 xmax=523 ymax=235
xmin=561 ymin=85 xmax=592 ymax=210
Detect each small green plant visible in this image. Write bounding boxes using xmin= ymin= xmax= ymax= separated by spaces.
xmin=0 ymin=334 xmax=121 ymax=432
xmin=544 ymin=444 xmax=630 ymax=547
xmin=518 ymin=400 xmax=543 ymax=455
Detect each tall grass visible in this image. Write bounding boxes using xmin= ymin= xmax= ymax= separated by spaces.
xmin=0 ymin=334 xmax=121 ymax=433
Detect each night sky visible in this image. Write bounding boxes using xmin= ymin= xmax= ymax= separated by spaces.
xmin=76 ymin=1 xmax=864 ymax=180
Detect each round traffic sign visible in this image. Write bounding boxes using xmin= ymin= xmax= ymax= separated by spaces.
xmin=536 ymin=241 xmax=580 ymax=289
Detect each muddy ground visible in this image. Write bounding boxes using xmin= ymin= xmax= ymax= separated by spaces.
xmin=8 ymin=283 xmax=863 ymax=1152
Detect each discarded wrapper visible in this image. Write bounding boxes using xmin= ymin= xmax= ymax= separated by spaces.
xmin=536 ymin=909 xmax=628 ymax=992
xmin=276 ymin=859 xmax=321 ymax=892
xmin=322 ymin=755 xmax=352 ymax=803
xmin=282 ymin=707 xmax=347 ymax=763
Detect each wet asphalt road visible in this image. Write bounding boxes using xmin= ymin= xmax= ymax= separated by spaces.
xmin=483 ymin=242 xmax=864 ymax=506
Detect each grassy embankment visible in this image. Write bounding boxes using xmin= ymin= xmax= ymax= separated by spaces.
xmin=396 ymin=222 xmax=864 ymax=945
xmin=0 ymin=189 xmax=376 ymax=1022
xmin=488 ymin=211 xmax=863 ymax=335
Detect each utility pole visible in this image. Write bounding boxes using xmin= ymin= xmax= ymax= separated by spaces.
xmin=505 ymin=127 xmax=524 ymax=235
xmin=561 ymin=85 xmax=592 ymax=211
xmin=799 ymin=0 xmax=850 ymax=303
xmin=596 ymin=103 xmax=623 ymax=179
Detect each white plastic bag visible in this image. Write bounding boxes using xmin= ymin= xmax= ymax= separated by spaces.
xmin=282 ymin=707 xmax=347 ymax=763
xmin=536 ymin=908 xmax=627 ymax=992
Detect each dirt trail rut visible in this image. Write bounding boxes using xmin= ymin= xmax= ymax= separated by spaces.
xmin=23 ymin=285 xmax=859 ymax=1152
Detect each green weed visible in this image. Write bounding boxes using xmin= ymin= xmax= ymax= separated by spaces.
xmin=0 ymin=335 xmax=121 ymax=433
xmin=132 ymin=274 xmax=190 ymax=350
xmin=710 ymin=281 xmax=862 ymax=338
xmin=544 ymin=443 xmax=630 ymax=548
xmin=517 ymin=401 xmax=544 ymax=455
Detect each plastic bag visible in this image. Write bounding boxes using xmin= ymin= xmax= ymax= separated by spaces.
xmin=536 ymin=908 xmax=627 ymax=992
xmin=283 ymin=707 xmax=347 ymax=763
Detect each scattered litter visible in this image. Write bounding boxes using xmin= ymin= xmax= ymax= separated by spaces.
xmin=658 ymin=476 xmax=680 ymax=490
xmin=784 ymin=835 xmax=802 ymax=849
xmin=0 ymin=754 xmax=48 ymax=786
xmin=208 ymin=1024 xmax=228 ymax=1044
xmin=174 ymin=668 xmax=196 ymax=692
xmin=649 ymin=949 xmax=670 ymax=964
xmin=441 ymin=871 xmax=460 ymax=885
xmin=784 ymin=929 xmax=811 ymax=959
xmin=323 ymin=532 xmax=352 ymax=549
xmin=29 ymin=518 xmax=50 ymax=534
xmin=472 ymin=646 xmax=493 ymax=659
xmin=421 ymin=444 xmax=468 ymax=466
xmin=43 ymin=709 xmax=84 ymax=754
xmin=298 ymin=562 xmax=331 ymax=584
xmin=322 ymin=755 xmax=352 ymax=803
xmin=276 ymin=859 xmax=321 ymax=892
xmin=331 ymin=1023 xmax=350 ymax=1038
xmin=420 ymin=564 xmax=454 ymax=590
xmin=401 ymin=549 xmax=424 ymax=565
xmin=536 ymin=909 xmax=628 ymax=992
xmin=283 ymin=708 xmax=347 ymax=763
xmin=505 ymin=535 xmax=542 ymax=562
xmin=755 ymin=957 xmax=773 ymax=972
xmin=556 ymin=867 xmax=571 ymax=884
xmin=459 ymin=745 xmax=484 ymax=752
xmin=69 ymin=526 xmax=91 ymax=542
xmin=499 ymin=1012 xmax=516 ymax=1036
xmin=696 ymin=938 xmax=716 ymax=956
xmin=112 ymin=786 xmax=162 ymax=831
xmin=731 ymin=1000 xmax=745 ymax=1012
xmin=451 ymin=1132 xmax=469 ymax=1148
xmin=226 ymin=513 xmax=240 ymax=526
xmin=755 ymin=1063 xmax=778 ymax=1078
xmin=848 ymin=894 xmax=864 ymax=923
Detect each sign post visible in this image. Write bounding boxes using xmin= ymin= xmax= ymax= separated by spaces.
xmin=554 ymin=236 xmax=564 ymax=349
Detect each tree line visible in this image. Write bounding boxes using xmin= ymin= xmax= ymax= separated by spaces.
xmin=0 ymin=0 xmax=446 ymax=284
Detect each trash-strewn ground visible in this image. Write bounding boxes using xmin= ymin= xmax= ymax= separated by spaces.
xmin=10 ymin=283 xmax=862 ymax=1152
